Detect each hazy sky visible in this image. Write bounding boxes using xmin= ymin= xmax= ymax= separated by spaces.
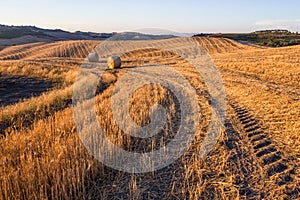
xmin=1 ymin=0 xmax=299 ymax=33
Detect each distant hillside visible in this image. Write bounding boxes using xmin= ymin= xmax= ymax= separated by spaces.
xmin=108 ymin=32 xmax=177 ymax=40
xmin=194 ymin=30 xmax=300 ymax=47
xmin=0 ymin=25 xmax=115 ymax=40
xmin=0 ymin=25 xmax=178 ymax=50
xmin=0 ymin=25 xmax=115 ymax=49
xmin=0 ymin=37 xmax=261 ymax=61
xmin=0 ymin=40 xmax=100 ymax=60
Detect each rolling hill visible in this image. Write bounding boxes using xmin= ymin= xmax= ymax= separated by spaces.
xmin=0 ymin=36 xmax=299 ymax=199
xmin=0 ymin=25 xmax=113 ymax=50
xmin=0 ymin=37 xmax=263 ymax=61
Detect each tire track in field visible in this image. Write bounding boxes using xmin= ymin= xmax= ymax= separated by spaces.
xmin=228 ymin=100 xmax=300 ymax=198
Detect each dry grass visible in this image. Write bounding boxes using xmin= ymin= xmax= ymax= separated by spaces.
xmin=0 ymin=37 xmax=299 ymax=199
xmin=212 ymin=45 xmax=300 ymax=153
xmin=0 ymin=40 xmax=100 ymax=60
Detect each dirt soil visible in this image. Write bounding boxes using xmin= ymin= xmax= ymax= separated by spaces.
xmin=0 ymin=73 xmax=53 ymax=106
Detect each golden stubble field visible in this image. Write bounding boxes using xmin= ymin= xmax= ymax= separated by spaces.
xmin=0 ymin=37 xmax=299 ymax=199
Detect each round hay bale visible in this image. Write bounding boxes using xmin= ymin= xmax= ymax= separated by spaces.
xmin=107 ymin=56 xmax=121 ymax=69
xmin=88 ymin=52 xmax=99 ymax=62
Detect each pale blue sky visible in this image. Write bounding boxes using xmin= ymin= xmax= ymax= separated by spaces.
xmin=0 ymin=0 xmax=299 ymax=33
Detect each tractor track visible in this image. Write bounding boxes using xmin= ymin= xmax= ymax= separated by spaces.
xmin=226 ymin=100 xmax=299 ymax=199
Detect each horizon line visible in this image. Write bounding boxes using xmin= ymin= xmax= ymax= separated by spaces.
xmin=0 ymin=23 xmax=296 ymax=35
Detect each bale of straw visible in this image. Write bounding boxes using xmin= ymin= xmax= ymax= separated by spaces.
xmin=107 ymin=56 xmax=121 ymax=69
xmin=88 ymin=53 xmax=99 ymax=62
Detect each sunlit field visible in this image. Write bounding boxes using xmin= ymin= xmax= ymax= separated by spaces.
xmin=0 ymin=37 xmax=299 ymax=199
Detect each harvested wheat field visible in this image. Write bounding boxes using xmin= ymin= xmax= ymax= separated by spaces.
xmin=0 ymin=37 xmax=299 ymax=200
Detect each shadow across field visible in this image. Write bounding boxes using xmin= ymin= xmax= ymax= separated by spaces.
xmin=0 ymin=73 xmax=53 ymax=106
